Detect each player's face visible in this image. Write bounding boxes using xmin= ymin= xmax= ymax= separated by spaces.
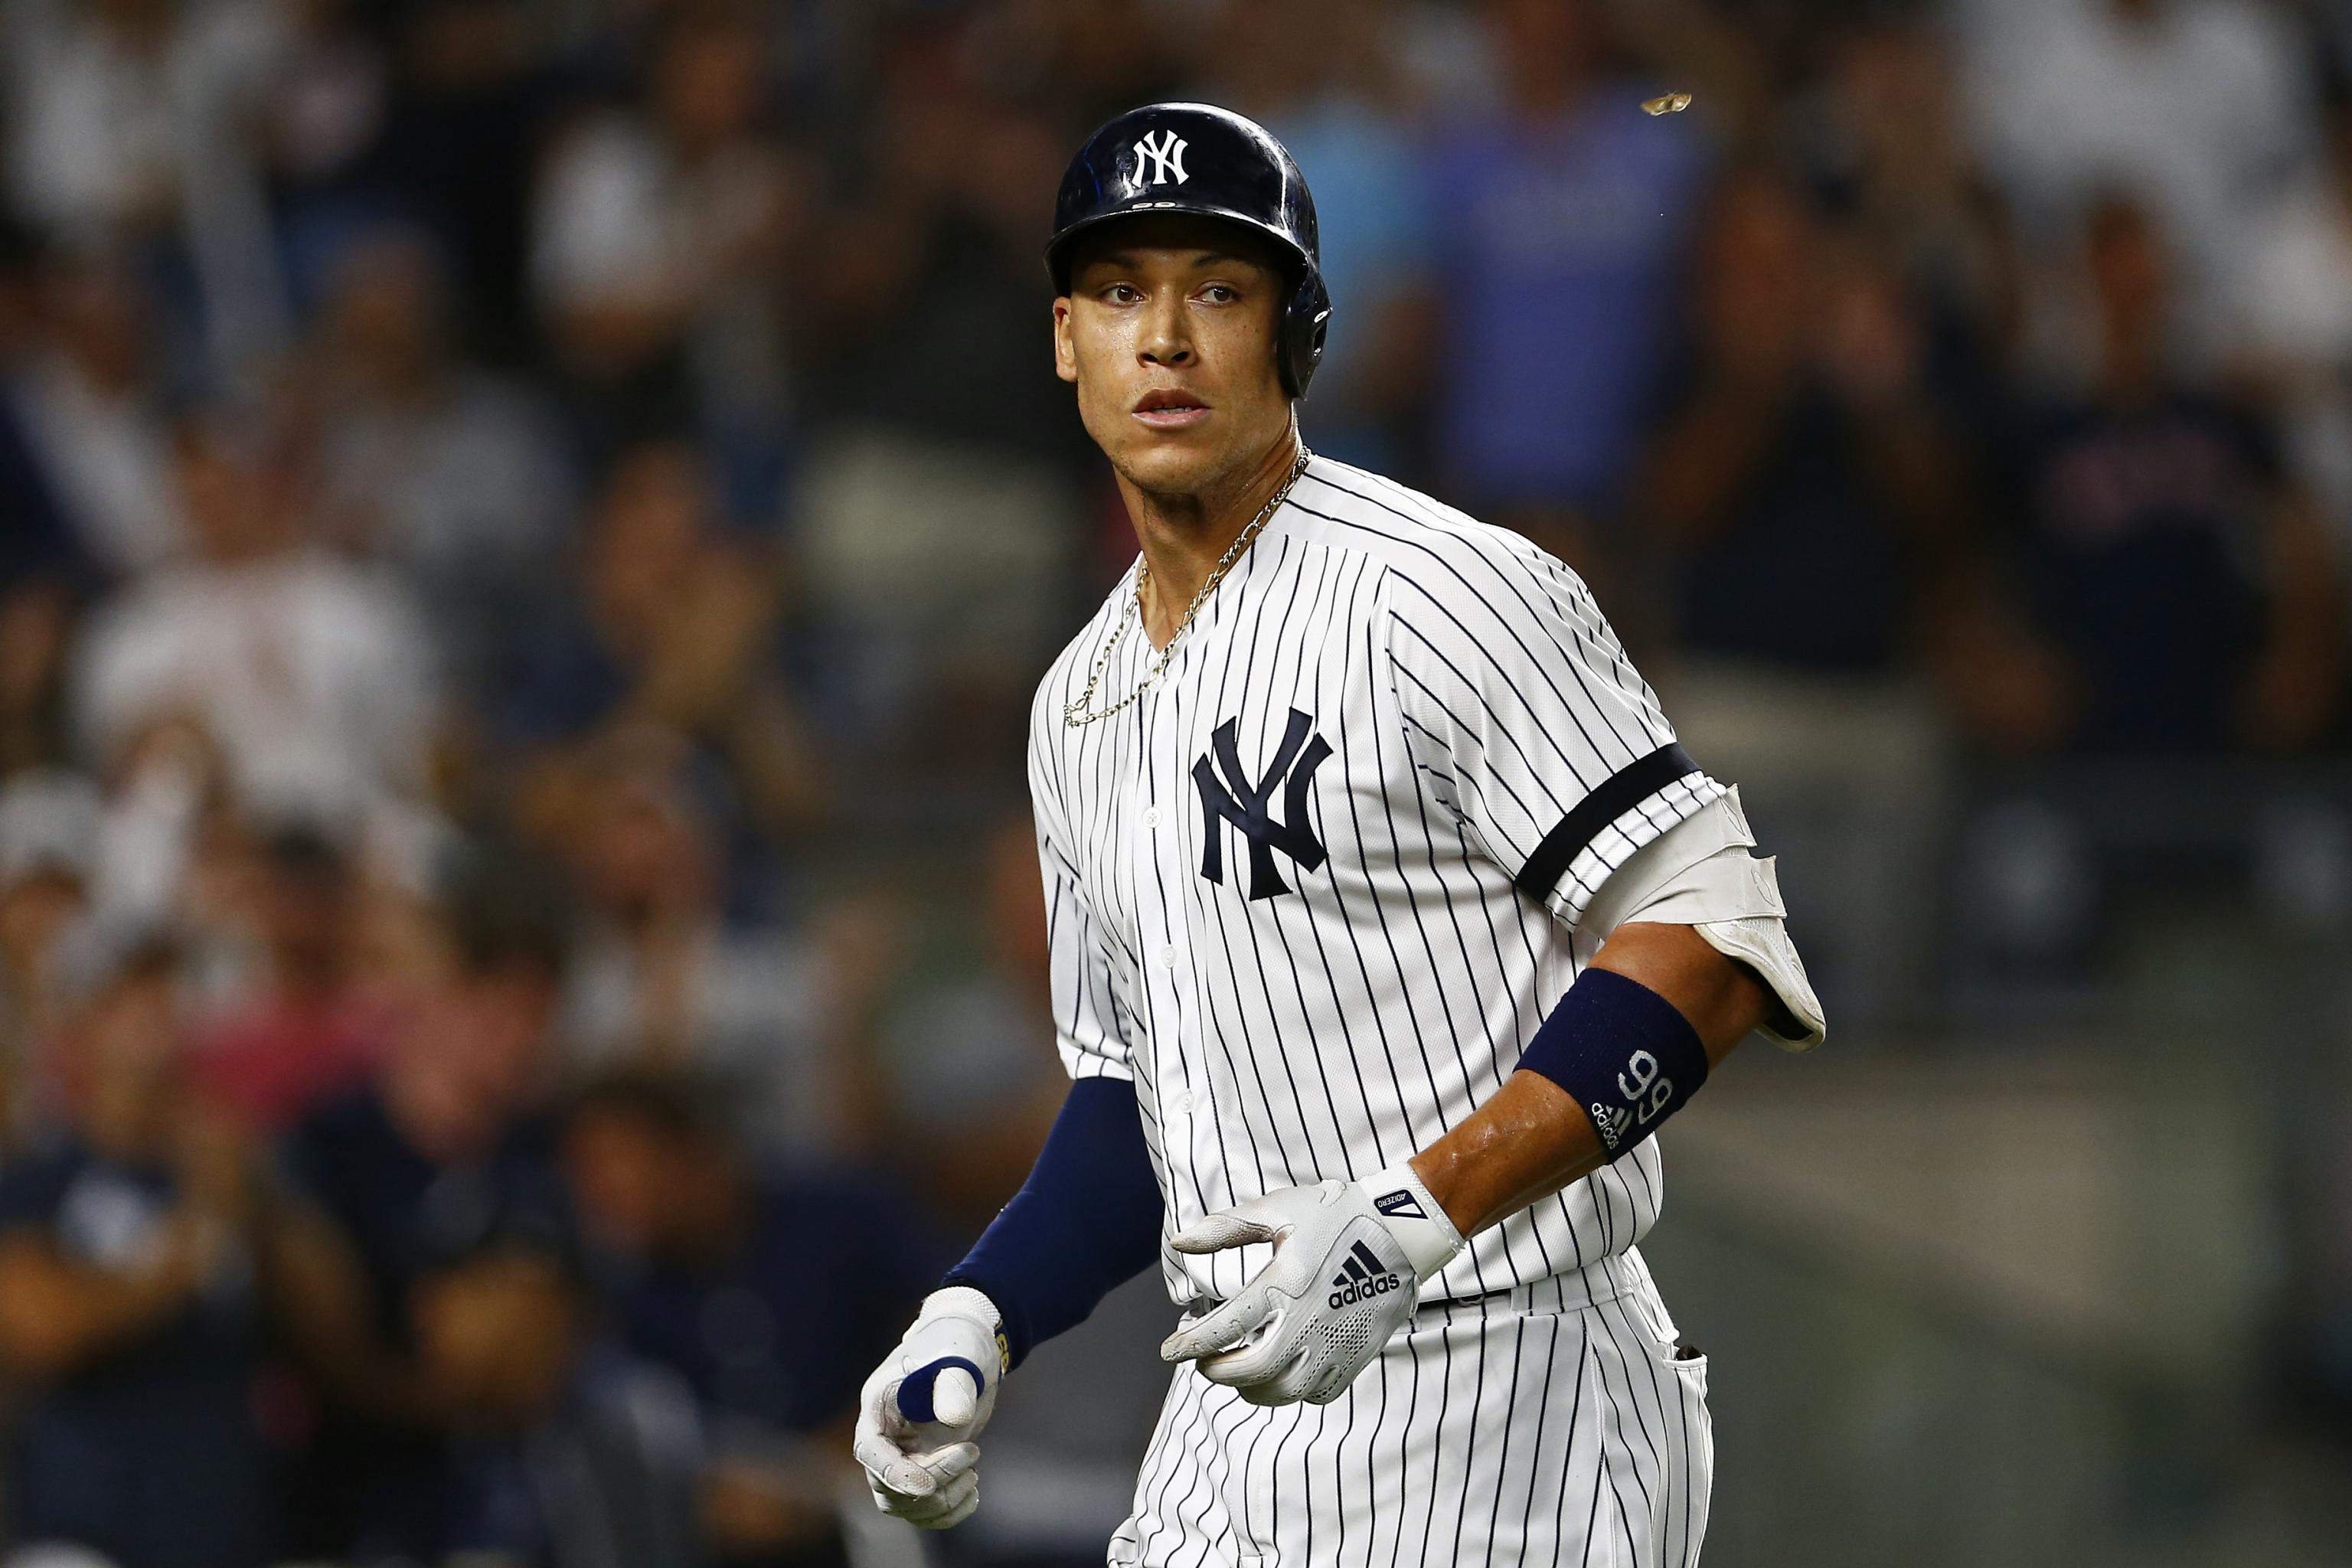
xmin=1054 ymin=219 xmax=1292 ymax=496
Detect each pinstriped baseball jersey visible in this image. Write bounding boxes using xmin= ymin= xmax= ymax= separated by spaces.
xmin=1112 ymin=1253 xmax=1711 ymax=1568
xmin=1029 ymin=454 xmax=1726 ymax=1315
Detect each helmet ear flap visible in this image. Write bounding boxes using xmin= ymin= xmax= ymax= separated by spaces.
xmin=1280 ymin=273 xmax=1331 ymax=400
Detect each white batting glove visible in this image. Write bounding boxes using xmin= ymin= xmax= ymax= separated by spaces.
xmin=1160 ymin=1162 xmax=1464 ymax=1406
xmin=853 ymin=1286 xmax=1009 ymax=1529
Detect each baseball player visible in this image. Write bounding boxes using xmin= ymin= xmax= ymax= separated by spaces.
xmin=854 ymin=103 xmax=1825 ymax=1566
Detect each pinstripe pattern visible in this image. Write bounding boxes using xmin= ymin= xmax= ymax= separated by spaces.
xmin=1029 ymin=456 xmax=1719 ymax=1563
xmin=1109 ymin=1256 xmax=1710 ymax=1567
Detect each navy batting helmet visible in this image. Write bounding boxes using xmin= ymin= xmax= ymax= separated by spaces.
xmin=1047 ymin=103 xmax=1330 ymax=399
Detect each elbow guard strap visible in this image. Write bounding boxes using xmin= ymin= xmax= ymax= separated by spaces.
xmin=1517 ymin=968 xmax=1708 ymax=1160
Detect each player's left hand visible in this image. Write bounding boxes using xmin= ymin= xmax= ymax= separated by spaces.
xmin=1160 ymin=1171 xmax=1463 ymax=1406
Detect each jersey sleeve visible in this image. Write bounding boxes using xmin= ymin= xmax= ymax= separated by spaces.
xmin=1030 ymin=720 xmax=1133 ymax=1083
xmin=1040 ymin=843 xmax=1133 ymax=1082
xmin=1380 ymin=531 xmax=1727 ymax=931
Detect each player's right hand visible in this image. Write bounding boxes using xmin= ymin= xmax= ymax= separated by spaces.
xmin=854 ymin=1285 xmax=1008 ymax=1530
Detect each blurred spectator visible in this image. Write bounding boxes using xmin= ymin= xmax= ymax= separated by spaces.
xmin=1988 ymin=199 xmax=2343 ymax=754
xmin=1959 ymin=0 xmax=2320 ymax=341
xmin=531 ymin=5 xmax=803 ymax=449
xmin=0 ymin=773 xmax=99 ymax=1147
xmin=557 ymin=742 xmax=855 ymax=1158
xmin=309 ymin=225 xmax=575 ymax=684
xmin=0 ymin=220 xmax=80 ymax=586
xmin=1635 ymin=167 xmax=1965 ymax=1024
xmin=0 ymin=0 xmax=277 ymax=245
xmin=792 ymin=20 xmax=1083 ymax=763
xmin=2230 ymin=94 xmax=2352 ymax=544
xmin=397 ymin=1197 xmax=702 ymax=1568
xmin=70 ymin=413 xmax=439 ymax=827
xmin=1417 ymin=0 xmax=1713 ymax=573
xmin=11 ymin=254 xmax=185 ymax=578
xmin=1 ymin=0 xmax=291 ymax=374
xmin=500 ymin=441 xmax=825 ymax=841
xmin=279 ymin=858 xmax=567 ymax=1343
xmin=368 ymin=0 xmax=569 ymax=363
xmin=1639 ymin=170 xmax=1969 ymax=675
xmin=563 ymin=1070 xmax=938 ymax=1568
xmin=77 ymin=719 xmax=224 ymax=959
xmin=277 ymin=858 xmax=571 ymax=1553
xmin=1783 ymin=13 xmax=2024 ymax=401
xmin=191 ymin=822 xmax=383 ymax=1135
xmin=0 ymin=935 xmax=275 ymax=1568
xmin=0 ymin=227 xmax=81 ymax=779
xmin=253 ymin=0 xmax=393 ymax=300
xmin=980 ymin=0 xmax=1186 ymax=130
xmin=878 ymin=814 xmax=1063 ymax=1231
xmin=1204 ymin=0 xmax=1432 ymax=471
xmin=0 ymin=578 xmax=82 ymax=781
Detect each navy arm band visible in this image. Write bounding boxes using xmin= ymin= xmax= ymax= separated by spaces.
xmin=1514 ymin=743 xmax=1697 ymax=902
xmin=942 ymin=1075 xmax=1163 ymax=1367
xmin=1517 ymin=968 xmax=1710 ymax=1160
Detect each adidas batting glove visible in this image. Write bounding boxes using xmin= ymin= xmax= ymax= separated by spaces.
xmin=1159 ymin=1163 xmax=1464 ymax=1406
xmin=854 ymin=1286 xmax=1009 ymax=1529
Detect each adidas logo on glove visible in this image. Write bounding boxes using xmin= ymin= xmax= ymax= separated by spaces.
xmin=1327 ymin=1240 xmax=1402 ymax=1308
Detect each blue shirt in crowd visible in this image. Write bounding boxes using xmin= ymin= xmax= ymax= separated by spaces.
xmin=1423 ymin=91 xmax=1711 ymax=511
xmin=1272 ymin=94 xmax=1429 ymax=472
xmin=1674 ymin=380 xmax=1916 ymax=675
xmin=0 ymin=1137 xmax=277 ymax=1568
xmin=276 ymin=1088 xmax=567 ymax=1553
xmin=2010 ymin=390 xmax=2278 ymax=753
xmin=591 ymin=1164 xmax=941 ymax=1442
xmin=281 ymin=1087 xmax=567 ymax=1347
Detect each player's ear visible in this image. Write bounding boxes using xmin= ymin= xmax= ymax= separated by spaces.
xmin=1052 ymin=298 xmax=1078 ymax=385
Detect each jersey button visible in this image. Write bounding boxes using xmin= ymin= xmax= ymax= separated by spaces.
xmin=1142 ymin=805 xmax=1161 ymax=828
xmin=1169 ymin=1089 xmax=1194 ymax=1114
xmin=1155 ymin=944 xmax=1178 ymax=970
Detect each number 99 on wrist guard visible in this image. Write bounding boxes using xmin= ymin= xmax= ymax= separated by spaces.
xmin=1515 ymin=969 xmax=1710 ymax=1159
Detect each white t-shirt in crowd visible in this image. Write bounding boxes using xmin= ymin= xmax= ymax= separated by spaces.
xmin=73 ymin=547 xmax=436 ymax=821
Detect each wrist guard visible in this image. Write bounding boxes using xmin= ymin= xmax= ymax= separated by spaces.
xmin=1517 ymin=968 xmax=1709 ymax=1160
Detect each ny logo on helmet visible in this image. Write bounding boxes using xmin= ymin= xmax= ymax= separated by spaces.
xmin=1134 ymin=129 xmax=1189 ymax=188
xmin=1194 ymin=709 xmax=1330 ymax=901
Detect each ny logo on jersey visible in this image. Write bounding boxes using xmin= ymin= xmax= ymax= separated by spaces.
xmin=1134 ymin=129 xmax=1189 ymax=187
xmin=1194 ymin=708 xmax=1331 ymax=901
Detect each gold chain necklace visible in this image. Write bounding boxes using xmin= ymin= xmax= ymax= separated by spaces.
xmin=1063 ymin=446 xmax=1313 ymax=728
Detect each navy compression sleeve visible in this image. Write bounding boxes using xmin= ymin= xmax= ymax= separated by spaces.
xmin=942 ymin=1075 xmax=1163 ymax=1367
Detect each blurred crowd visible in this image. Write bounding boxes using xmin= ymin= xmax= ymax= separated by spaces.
xmin=3 ymin=0 xmax=2352 ymax=1564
